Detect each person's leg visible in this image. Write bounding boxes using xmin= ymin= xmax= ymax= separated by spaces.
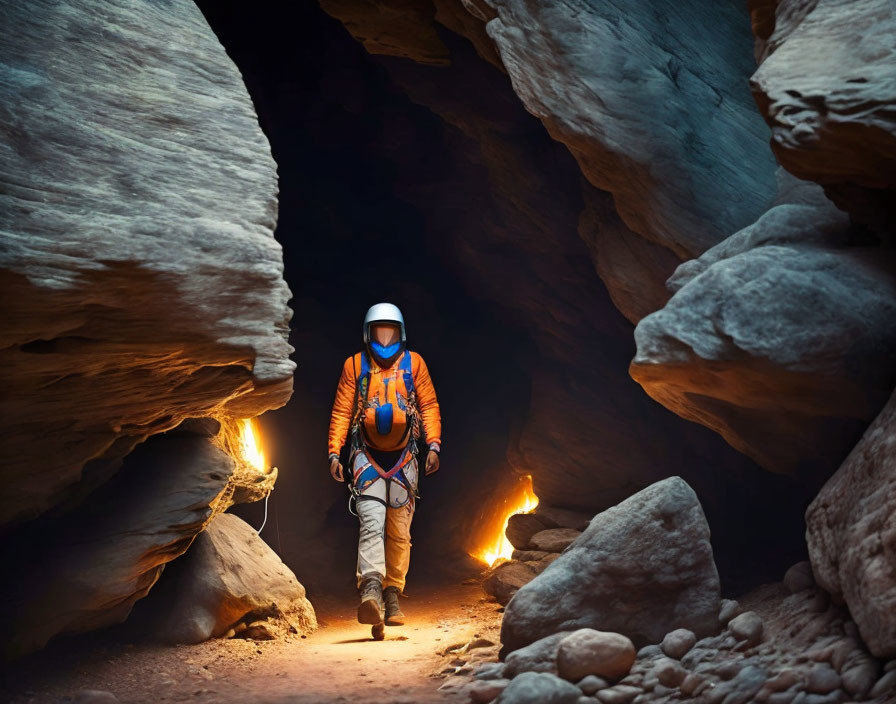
xmin=383 ymin=501 xmax=414 ymax=592
xmin=354 ymin=458 xmax=388 ymax=624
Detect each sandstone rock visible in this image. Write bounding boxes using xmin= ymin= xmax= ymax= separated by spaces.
xmin=535 ymin=506 xmax=593 ymax=532
xmin=467 ymin=678 xmax=510 ymax=704
xmin=596 ymin=685 xmax=642 ymax=704
xmin=653 ymin=658 xmax=686 ymax=688
xmin=482 ymin=560 xmax=539 ymax=606
xmin=503 ymin=631 xmax=572 ymax=678
xmin=662 ymin=629 xmax=697 ymax=660
xmin=709 ymin=664 xmax=767 ymax=704
xmin=473 ymin=663 xmax=506 ymax=681
xmin=870 ymin=669 xmax=896 ymax=699
xmin=748 ymin=0 xmax=896 ymax=233
xmin=631 ymin=193 xmax=896 ymax=476
xmin=485 ymin=0 xmax=778 ymax=259
xmin=528 ymin=528 xmax=582 ymax=553
xmin=494 ymin=671 xmax=581 ymax=704
xmin=806 ymin=385 xmax=896 ymax=657
xmin=501 ymin=477 xmax=720 ymax=652
xmin=4 ymin=434 xmax=234 ymax=657
xmin=556 ymin=629 xmax=636 ymax=683
xmin=149 ymin=513 xmax=315 ymax=644
xmin=784 ymin=562 xmax=815 ymax=594
xmin=0 ymin=0 xmax=293 ymax=529
xmin=576 ymin=674 xmax=608 ymax=695
xmin=841 ymin=657 xmax=879 ymax=699
xmin=505 ymin=513 xmax=549 ymax=550
xmin=511 ymin=550 xmax=550 ymax=562
xmin=806 ymin=663 xmax=841 ymax=694
xmin=729 ymin=612 xmax=764 ymax=646
xmin=719 ymin=599 xmax=741 ymax=626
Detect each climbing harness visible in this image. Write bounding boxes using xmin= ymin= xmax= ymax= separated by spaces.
xmin=346 ymin=348 xmax=422 ymax=516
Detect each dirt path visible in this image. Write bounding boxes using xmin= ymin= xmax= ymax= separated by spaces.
xmin=3 ymin=582 xmax=502 ymax=704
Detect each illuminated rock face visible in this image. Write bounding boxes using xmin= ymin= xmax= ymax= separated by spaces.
xmin=0 ymin=0 xmax=294 ymax=528
xmin=3 ymin=429 xmax=237 ymax=657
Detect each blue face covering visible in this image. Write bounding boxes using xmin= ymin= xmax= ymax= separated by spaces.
xmin=371 ymin=340 xmax=401 ymax=360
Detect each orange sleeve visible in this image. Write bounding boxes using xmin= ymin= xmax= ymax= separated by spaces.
xmin=411 ymin=351 xmax=441 ymax=446
xmin=328 ymin=355 xmax=357 ymax=457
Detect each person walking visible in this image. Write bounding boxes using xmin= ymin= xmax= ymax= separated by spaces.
xmin=327 ymin=303 xmax=441 ymax=633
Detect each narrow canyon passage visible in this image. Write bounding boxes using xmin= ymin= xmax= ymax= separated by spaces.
xmin=3 ymin=1 xmax=894 ymax=703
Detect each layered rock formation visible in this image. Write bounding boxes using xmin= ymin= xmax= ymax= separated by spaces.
xmin=749 ymin=0 xmax=896 ymax=235
xmin=3 ymin=427 xmax=236 ymax=656
xmin=0 ymin=0 xmax=297 ymax=655
xmin=0 ymin=0 xmax=294 ymax=528
xmin=806 ymin=386 xmax=896 ymax=659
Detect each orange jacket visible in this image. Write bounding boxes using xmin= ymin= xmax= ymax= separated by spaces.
xmin=328 ymin=350 xmax=441 ymax=456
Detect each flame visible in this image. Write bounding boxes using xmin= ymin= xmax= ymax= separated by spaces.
xmin=472 ymin=475 xmax=539 ymax=567
xmin=239 ymin=418 xmax=266 ymax=473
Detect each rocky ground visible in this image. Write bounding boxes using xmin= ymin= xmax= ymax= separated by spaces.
xmin=1 ymin=582 xmax=503 ymax=704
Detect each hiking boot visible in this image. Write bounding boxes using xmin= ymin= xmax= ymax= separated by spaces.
xmin=383 ymin=586 xmax=405 ymax=626
xmin=357 ymin=578 xmax=384 ymax=625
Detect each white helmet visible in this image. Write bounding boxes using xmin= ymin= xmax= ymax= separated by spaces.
xmin=363 ymin=302 xmax=406 ymax=344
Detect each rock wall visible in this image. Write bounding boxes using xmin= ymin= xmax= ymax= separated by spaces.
xmin=631 ymin=0 xmax=896 ymax=478
xmin=806 ymin=386 xmax=896 ymax=659
xmin=0 ymin=0 xmax=294 ymax=529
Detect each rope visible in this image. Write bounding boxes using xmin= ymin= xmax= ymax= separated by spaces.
xmin=257 ymin=491 xmax=271 ymax=534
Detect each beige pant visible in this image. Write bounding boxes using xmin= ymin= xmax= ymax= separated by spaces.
xmin=356 ymin=494 xmax=414 ymax=591
xmin=353 ymin=451 xmax=417 ymax=592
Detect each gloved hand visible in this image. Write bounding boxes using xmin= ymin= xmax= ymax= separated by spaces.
xmin=329 ymin=455 xmax=344 ymax=482
xmin=425 ymin=449 xmax=440 ymax=475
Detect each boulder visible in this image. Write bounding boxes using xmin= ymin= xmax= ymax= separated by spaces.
xmin=149 ymin=513 xmax=316 ymax=643
xmin=631 ymin=191 xmax=896 ymax=476
xmin=806 ymin=385 xmax=896 ymax=657
xmin=482 ymin=560 xmax=539 ymax=606
xmin=528 ymin=528 xmax=582 ymax=553
xmin=495 ymin=671 xmax=582 ymax=704
xmin=749 ymin=0 xmax=896 ymax=233
xmin=0 ymin=0 xmax=293 ymax=529
xmin=500 ymin=477 xmax=720 ymax=653
xmin=556 ymin=629 xmax=636 ymax=683
xmin=661 ymin=628 xmax=697 ymax=660
xmin=783 ymin=561 xmax=815 ymax=594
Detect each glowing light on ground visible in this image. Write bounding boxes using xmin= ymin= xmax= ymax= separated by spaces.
xmin=239 ymin=418 xmax=266 ymax=473
xmin=473 ymin=474 xmax=539 ymax=567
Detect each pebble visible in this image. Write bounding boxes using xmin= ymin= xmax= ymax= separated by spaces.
xmin=596 ymin=684 xmax=641 ymax=704
xmin=661 ymin=628 xmax=697 ymax=660
xmin=729 ymin=611 xmax=764 ymax=646
xmin=841 ymin=658 xmax=878 ymax=698
xmin=719 ymin=599 xmax=740 ymax=626
xmin=765 ymin=668 xmax=803 ymax=692
xmin=680 ymin=673 xmax=702 ymax=696
xmin=495 ymin=671 xmax=583 ymax=704
xmin=806 ymin=663 xmax=840 ymax=694
xmin=557 ymin=629 xmax=636 ymax=683
xmin=473 ymin=662 xmax=506 ymax=681
xmin=467 ymin=678 xmax=509 ymax=703
xmin=653 ymin=658 xmax=685 ymax=687
xmin=577 ymin=674 xmax=608 ymax=695
xmin=871 ymin=669 xmax=896 ymax=698
xmin=783 ymin=562 xmax=815 ymax=594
